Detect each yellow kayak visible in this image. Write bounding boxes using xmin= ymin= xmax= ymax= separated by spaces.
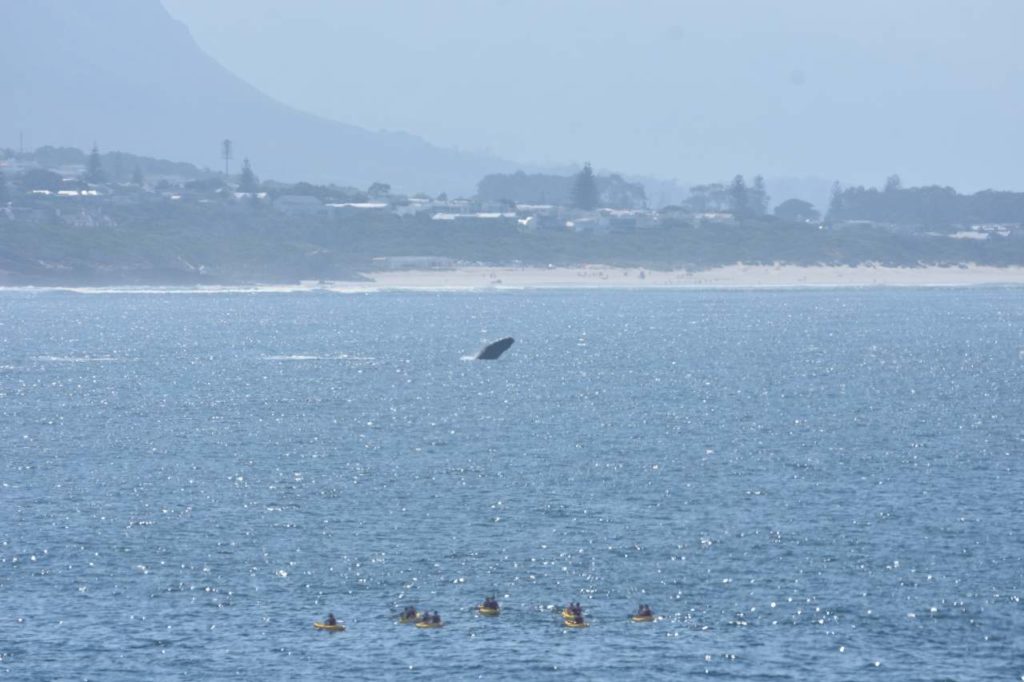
xmin=563 ymin=620 xmax=589 ymax=628
xmin=477 ymin=606 xmax=500 ymax=616
xmin=313 ymin=622 xmax=346 ymax=632
xmin=630 ymin=614 xmax=655 ymax=623
xmin=415 ymin=621 xmax=444 ymax=629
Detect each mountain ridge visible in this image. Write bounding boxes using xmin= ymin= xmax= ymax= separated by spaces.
xmin=0 ymin=0 xmax=513 ymax=193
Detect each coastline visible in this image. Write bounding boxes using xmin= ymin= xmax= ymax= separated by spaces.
xmin=6 ymin=263 xmax=1024 ymax=294
xmin=358 ymin=264 xmax=1024 ymax=291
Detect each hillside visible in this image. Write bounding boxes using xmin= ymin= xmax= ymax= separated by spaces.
xmin=0 ymin=0 xmax=511 ymax=194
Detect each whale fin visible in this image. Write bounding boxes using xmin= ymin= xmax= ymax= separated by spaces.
xmin=475 ymin=337 xmax=514 ymax=360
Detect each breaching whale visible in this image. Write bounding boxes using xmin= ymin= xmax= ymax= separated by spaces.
xmin=475 ymin=337 xmax=514 ymax=360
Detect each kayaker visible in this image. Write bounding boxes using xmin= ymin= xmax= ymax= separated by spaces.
xmin=431 ymin=612 xmax=441 ymax=625
xmin=325 ymin=613 xmax=338 ymax=626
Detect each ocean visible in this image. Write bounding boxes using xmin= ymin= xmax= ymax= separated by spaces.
xmin=1 ymin=288 xmax=1022 ymax=680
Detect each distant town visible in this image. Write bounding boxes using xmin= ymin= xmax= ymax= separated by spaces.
xmin=2 ymin=143 xmax=1024 ymax=285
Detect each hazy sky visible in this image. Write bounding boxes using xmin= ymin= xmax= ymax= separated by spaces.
xmin=162 ymin=0 xmax=1024 ymax=190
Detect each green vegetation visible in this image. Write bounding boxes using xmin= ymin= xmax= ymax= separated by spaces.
xmin=85 ymin=144 xmax=105 ymax=184
xmin=685 ymin=176 xmax=769 ymax=216
xmin=478 ymin=169 xmax=646 ymax=208
xmin=4 ymin=201 xmax=1024 ymax=286
xmin=239 ymin=159 xmax=259 ymax=194
xmin=826 ymin=179 xmax=1024 ymax=226
xmin=774 ymin=198 xmax=820 ymax=222
xmin=18 ymin=145 xmax=213 ymax=183
xmin=4 ymin=145 xmax=1024 ymax=286
xmin=571 ymin=163 xmax=599 ymax=210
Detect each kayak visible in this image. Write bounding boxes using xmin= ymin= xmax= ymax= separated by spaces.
xmin=630 ymin=614 xmax=655 ymax=622
xmin=561 ymin=608 xmax=578 ymax=619
xmin=477 ymin=606 xmax=500 ymax=616
xmin=313 ymin=622 xmax=346 ymax=632
xmin=563 ymin=620 xmax=589 ymax=628
xmin=415 ymin=621 xmax=444 ymax=629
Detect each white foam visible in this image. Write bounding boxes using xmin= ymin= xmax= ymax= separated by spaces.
xmin=263 ymin=353 xmax=374 ymax=362
xmin=34 ymin=355 xmax=122 ymax=363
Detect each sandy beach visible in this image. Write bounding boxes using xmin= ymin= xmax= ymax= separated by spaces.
xmin=354 ymin=263 xmax=1024 ymax=292
xmin=9 ymin=263 xmax=1024 ymax=294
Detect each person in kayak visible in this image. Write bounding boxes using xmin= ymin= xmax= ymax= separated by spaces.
xmin=482 ymin=596 xmax=499 ymax=610
xmin=325 ymin=613 xmax=338 ymax=626
xmin=431 ymin=612 xmax=442 ymax=625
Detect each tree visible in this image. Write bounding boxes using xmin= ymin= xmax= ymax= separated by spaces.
xmin=367 ymin=182 xmax=391 ymax=198
xmin=685 ymin=183 xmax=728 ymax=212
xmin=21 ymin=168 xmax=63 ymax=191
xmin=601 ymin=173 xmax=647 ymax=209
xmin=85 ymin=144 xmax=105 ymax=183
xmin=774 ymin=198 xmax=820 ymax=222
xmin=751 ymin=175 xmax=769 ymax=216
xmin=728 ymin=174 xmax=749 ymax=218
xmin=239 ymin=158 xmax=259 ymax=193
xmin=884 ymin=174 xmax=902 ymax=192
xmin=131 ymin=166 xmax=145 ymax=187
xmin=222 ymin=139 xmax=233 ymax=176
xmin=571 ymin=162 xmax=598 ymax=210
xmin=827 ymin=181 xmax=844 ymax=219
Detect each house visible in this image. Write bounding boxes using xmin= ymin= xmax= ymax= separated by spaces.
xmin=521 ymin=214 xmax=569 ymax=232
xmin=389 ymin=197 xmax=436 ymax=217
xmin=698 ymin=212 xmax=738 ymax=226
xmin=371 ymin=256 xmax=455 ymax=270
xmin=567 ymin=216 xmax=611 ymax=233
xmin=598 ymin=208 xmax=660 ymax=230
xmin=431 ymin=212 xmax=516 ymax=222
xmin=326 ymin=202 xmax=389 ymax=216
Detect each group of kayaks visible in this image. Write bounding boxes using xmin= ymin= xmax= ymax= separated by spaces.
xmin=314 ymin=599 xmax=657 ymax=632
xmin=398 ymin=606 xmax=445 ymax=628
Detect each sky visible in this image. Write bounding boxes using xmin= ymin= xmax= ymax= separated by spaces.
xmin=161 ymin=0 xmax=1024 ymax=192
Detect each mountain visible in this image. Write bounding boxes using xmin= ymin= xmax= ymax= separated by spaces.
xmin=0 ymin=0 xmax=512 ymax=194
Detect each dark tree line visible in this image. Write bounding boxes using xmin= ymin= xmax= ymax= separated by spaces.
xmin=478 ymin=167 xmax=647 ymax=209
xmin=684 ymin=174 xmax=769 ymax=219
xmin=828 ymin=176 xmax=1024 ymax=226
xmin=13 ymin=146 xmax=210 ymax=183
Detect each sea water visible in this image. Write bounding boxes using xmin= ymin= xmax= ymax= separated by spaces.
xmin=0 ymin=288 xmax=1022 ymax=680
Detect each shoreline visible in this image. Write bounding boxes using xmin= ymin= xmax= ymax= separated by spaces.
xmin=6 ymin=264 xmax=1024 ymax=294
